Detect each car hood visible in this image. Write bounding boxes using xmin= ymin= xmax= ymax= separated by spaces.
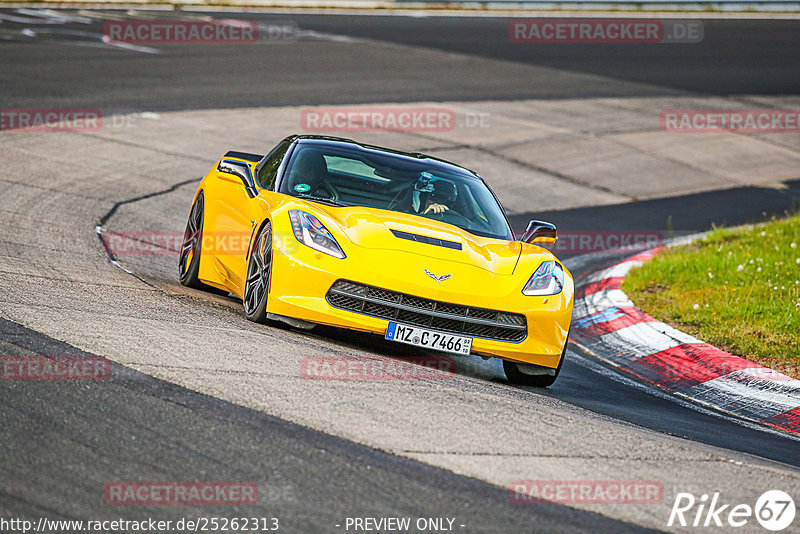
xmin=305 ymin=204 xmax=551 ymax=277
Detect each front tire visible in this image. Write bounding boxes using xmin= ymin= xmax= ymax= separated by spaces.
xmin=243 ymin=221 xmax=272 ymax=323
xmin=503 ymin=332 xmax=569 ymax=388
xmin=179 ymin=191 xmax=210 ymax=290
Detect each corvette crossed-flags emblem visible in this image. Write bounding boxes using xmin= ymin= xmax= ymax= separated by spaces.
xmin=424 ymin=270 xmax=451 ymax=283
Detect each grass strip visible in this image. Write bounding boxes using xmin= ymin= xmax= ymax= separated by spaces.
xmin=623 ymin=214 xmax=800 ymax=378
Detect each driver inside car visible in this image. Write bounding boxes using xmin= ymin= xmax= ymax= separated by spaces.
xmin=409 ymin=173 xmax=459 ymax=216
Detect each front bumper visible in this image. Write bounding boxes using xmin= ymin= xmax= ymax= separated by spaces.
xmin=266 ymin=222 xmax=573 ymax=369
xmin=326 ymin=280 xmax=528 ymax=343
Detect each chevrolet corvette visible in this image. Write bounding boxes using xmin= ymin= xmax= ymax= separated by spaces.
xmin=179 ymin=135 xmax=573 ymax=386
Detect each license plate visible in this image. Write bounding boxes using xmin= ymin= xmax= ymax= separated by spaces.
xmin=385 ymin=322 xmax=472 ymax=355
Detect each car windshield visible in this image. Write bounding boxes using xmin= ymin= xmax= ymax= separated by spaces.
xmin=279 ymin=143 xmax=513 ymax=240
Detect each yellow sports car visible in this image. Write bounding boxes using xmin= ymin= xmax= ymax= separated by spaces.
xmin=179 ymin=135 xmax=573 ymax=386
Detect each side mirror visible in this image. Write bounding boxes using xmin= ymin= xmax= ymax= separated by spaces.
xmin=520 ymin=220 xmax=557 ymax=245
xmin=217 ymin=159 xmax=257 ymax=198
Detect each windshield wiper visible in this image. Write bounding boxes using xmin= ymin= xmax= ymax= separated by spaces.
xmin=298 ymin=195 xmax=344 ymax=207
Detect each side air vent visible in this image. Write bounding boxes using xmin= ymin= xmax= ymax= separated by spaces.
xmin=390 ymin=229 xmax=462 ymax=250
xmin=223 ymin=151 xmax=264 ymax=163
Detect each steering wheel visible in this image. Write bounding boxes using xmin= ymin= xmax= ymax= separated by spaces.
xmin=429 ymin=209 xmax=470 ymax=226
xmin=431 ymin=209 xmax=497 ymax=236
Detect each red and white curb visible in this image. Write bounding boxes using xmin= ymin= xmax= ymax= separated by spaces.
xmin=571 ymin=248 xmax=800 ymax=435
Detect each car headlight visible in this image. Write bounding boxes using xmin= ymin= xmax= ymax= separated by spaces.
xmin=289 ymin=210 xmax=346 ymax=259
xmin=522 ymin=260 xmax=564 ymax=296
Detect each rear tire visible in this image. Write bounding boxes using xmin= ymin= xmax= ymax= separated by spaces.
xmin=503 ymin=331 xmax=569 ymax=388
xmin=243 ymin=221 xmax=272 ymax=323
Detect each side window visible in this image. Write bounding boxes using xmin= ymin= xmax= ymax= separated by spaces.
xmin=256 ymin=140 xmax=291 ymax=190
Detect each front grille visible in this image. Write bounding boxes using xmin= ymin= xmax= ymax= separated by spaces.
xmin=326 ymin=280 xmax=527 ymax=343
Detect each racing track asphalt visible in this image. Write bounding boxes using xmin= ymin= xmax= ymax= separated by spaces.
xmin=0 ymin=317 xmax=652 ymax=533
xmin=107 ymin=173 xmax=800 ymax=467
xmin=103 ymin=173 xmax=800 ymax=469
xmin=1 ymin=12 xmax=799 ymax=110
xmin=1 ymin=9 xmax=800 ymax=533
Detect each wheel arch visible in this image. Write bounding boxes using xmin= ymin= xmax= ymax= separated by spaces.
xmin=246 ymin=216 xmax=273 ymax=263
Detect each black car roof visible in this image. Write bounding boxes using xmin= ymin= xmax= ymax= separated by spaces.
xmin=291 ymin=135 xmax=481 ymax=178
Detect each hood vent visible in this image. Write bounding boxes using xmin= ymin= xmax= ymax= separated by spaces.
xmin=390 ymin=229 xmax=462 ymax=250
